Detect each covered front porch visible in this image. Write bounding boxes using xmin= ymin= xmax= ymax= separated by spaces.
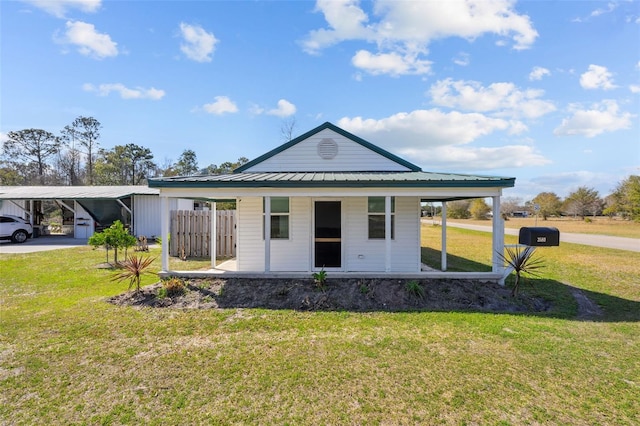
xmin=148 ymin=122 xmax=514 ymax=283
xmin=154 ymin=192 xmax=507 ymax=284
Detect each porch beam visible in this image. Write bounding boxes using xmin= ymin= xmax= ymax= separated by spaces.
xmin=116 ymin=198 xmax=132 ymax=235
xmin=264 ymin=196 xmax=271 ymax=272
xmin=54 ymin=199 xmax=75 ymax=212
xmin=160 ymin=196 xmax=170 ymax=272
xmin=492 ymin=195 xmax=504 ymax=277
xmin=385 ymin=195 xmax=391 ymax=272
xmin=116 ymin=198 xmax=132 ymax=215
xmin=441 ymin=202 xmax=447 ymax=271
xmin=9 ymin=200 xmax=31 ymax=217
xmin=211 ymin=202 xmax=217 ymax=269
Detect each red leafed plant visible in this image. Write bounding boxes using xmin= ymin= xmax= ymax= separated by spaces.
xmin=111 ymin=255 xmax=157 ymax=294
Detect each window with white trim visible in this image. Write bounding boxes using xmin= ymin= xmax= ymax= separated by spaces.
xmin=264 ymin=197 xmax=289 ymax=239
xmin=368 ymin=196 xmax=394 ymax=239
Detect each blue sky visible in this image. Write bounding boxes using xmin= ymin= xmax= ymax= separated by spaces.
xmin=1 ymin=0 xmax=639 ymax=201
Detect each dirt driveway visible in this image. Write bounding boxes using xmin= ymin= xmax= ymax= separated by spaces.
xmin=0 ymin=236 xmax=87 ymax=254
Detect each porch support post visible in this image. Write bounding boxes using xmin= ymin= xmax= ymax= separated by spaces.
xmin=441 ymin=202 xmax=447 ymax=271
xmin=264 ymin=196 xmax=271 ymax=272
xmin=116 ymin=198 xmax=132 ymax=234
xmin=160 ymin=196 xmax=170 ymax=272
xmin=385 ymin=195 xmax=392 ymax=272
xmin=211 ymin=202 xmax=217 ymax=269
xmin=492 ymin=195 xmax=504 ymax=275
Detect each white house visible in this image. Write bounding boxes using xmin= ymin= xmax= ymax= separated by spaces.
xmin=149 ymin=122 xmax=515 ymax=281
xmin=0 ymin=186 xmax=192 ymax=240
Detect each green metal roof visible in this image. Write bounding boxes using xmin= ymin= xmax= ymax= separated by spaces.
xmin=234 ymin=122 xmax=422 ymax=173
xmin=0 ymin=185 xmax=159 ymax=200
xmin=149 ymin=172 xmax=515 ymax=189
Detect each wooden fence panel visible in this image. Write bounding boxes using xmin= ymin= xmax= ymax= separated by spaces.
xmin=216 ymin=210 xmax=236 ymax=258
xmin=169 ymin=210 xmax=236 ymax=258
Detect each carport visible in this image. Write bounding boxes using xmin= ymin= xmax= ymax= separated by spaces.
xmin=0 ymin=186 xmax=161 ymax=240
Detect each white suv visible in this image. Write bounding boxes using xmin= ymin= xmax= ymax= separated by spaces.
xmin=0 ymin=215 xmax=33 ymax=243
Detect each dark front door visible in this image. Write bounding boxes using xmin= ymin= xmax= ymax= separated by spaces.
xmin=314 ymin=201 xmax=341 ymax=268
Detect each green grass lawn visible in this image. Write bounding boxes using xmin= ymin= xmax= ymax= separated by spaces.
xmin=1 ymin=228 xmax=639 ymax=425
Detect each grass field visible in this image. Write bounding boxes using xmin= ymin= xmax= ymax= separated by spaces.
xmin=1 ymin=225 xmax=639 ymax=424
xmin=446 ymin=216 xmax=640 ymax=238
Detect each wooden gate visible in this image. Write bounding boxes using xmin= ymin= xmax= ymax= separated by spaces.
xmin=170 ymin=210 xmax=236 ymax=258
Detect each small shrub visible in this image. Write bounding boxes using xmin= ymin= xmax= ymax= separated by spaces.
xmin=359 ymin=280 xmax=370 ymax=294
xmin=405 ymin=280 xmax=425 ymax=299
xmin=162 ymin=277 xmax=186 ymax=297
xmin=157 ymin=287 xmax=167 ymax=299
xmin=584 ymin=217 xmax=593 ymax=223
xmin=312 ymin=268 xmax=327 ymax=290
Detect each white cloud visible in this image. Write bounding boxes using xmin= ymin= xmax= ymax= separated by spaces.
xmin=352 ymin=50 xmax=431 ymax=76
xmin=429 ymin=79 xmax=556 ymax=119
xmin=529 ymin=66 xmax=550 ymax=81
xmin=590 ymin=2 xmax=618 ymax=18
xmin=302 ymin=0 xmax=538 ymax=76
xmin=83 ymin=83 xmax=165 ymax=100
xmin=338 ymin=110 xmax=549 ymax=170
xmin=0 ymin=132 xmax=8 ymax=143
xmin=179 ymin=22 xmax=218 ymax=63
xmin=452 ymin=52 xmax=470 ymax=67
xmin=572 ymin=2 xmax=619 ymax=23
xmin=580 ymin=64 xmax=618 ymax=90
xmin=401 ymin=144 xmax=550 ymax=170
xmin=339 ymin=110 xmax=510 ymax=148
xmin=301 ymin=0 xmax=374 ymax=54
xmin=630 ymin=84 xmax=640 ymax=94
xmin=553 ymin=100 xmax=634 ymax=137
xmin=201 ymin=96 xmax=238 ymax=115
xmin=267 ymin=99 xmax=297 ymax=117
xmin=23 ymin=0 xmax=101 ymax=18
xmin=58 ymin=20 xmax=117 ymax=59
xmin=249 ymin=103 xmax=265 ymax=115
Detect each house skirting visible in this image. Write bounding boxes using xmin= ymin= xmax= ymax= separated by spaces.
xmin=158 ymin=269 xmax=505 ymax=283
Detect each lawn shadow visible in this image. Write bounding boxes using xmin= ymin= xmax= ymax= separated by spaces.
xmin=421 ymin=246 xmax=492 ymax=272
xmin=421 ymin=246 xmax=640 ymax=322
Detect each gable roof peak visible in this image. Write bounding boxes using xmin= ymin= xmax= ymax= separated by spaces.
xmin=234 ymin=121 xmax=422 ymax=173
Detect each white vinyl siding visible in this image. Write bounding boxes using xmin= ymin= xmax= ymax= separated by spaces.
xmin=237 ymin=197 xmax=265 ymax=271
xmin=390 ymin=197 xmax=421 ymax=272
xmin=243 ymin=129 xmax=411 ymax=172
xmin=0 ymin=199 xmax=26 ymax=217
xmin=236 ymin=196 xmax=419 ymax=273
xmin=344 ymin=196 xmax=420 ymax=272
xmin=270 ymin=197 xmax=310 ymax=271
xmin=133 ymin=196 xmax=193 ymax=238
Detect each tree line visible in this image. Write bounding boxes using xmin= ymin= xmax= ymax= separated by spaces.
xmin=1 ymin=116 xmax=248 ymax=186
xmin=3 ymin=116 xmax=637 ymax=221
xmin=443 ymin=178 xmax=640 ymax=222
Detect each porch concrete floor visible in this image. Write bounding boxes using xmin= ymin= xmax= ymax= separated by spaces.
xmin=160 ymin=259 xmax=503 ymax=283
xmin=187 ymin=259 xmax=436 ymax=273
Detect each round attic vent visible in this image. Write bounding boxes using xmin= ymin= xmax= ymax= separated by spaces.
xmin=317 ymin=138 xmax=338 ymax=159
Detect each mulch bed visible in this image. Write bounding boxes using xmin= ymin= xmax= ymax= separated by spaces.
xmin=108 ymin=277 xmax=552 ymax=313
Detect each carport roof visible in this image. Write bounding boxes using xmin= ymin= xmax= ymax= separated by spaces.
xmin=0 ymin=186 xmax=159 ymax=200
